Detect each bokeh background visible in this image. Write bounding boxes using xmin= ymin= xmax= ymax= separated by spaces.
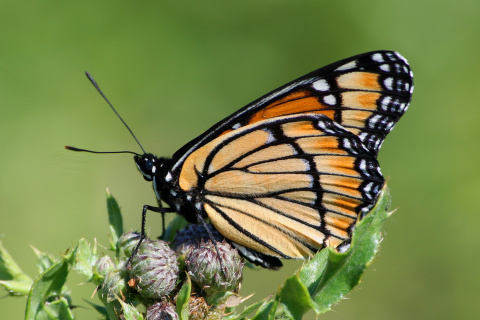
xmin=1 ymin=1 xmax=479 ymax=319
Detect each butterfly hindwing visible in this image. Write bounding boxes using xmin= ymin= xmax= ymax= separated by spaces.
xmin=176 ymin=114 xmax=384 ymax=259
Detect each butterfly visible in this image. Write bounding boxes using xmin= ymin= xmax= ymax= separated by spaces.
xmin=69 ymin=50 xmax=413 ymax=269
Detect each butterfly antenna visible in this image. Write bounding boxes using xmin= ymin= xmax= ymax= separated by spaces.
xmin=85 ymin=71 xmax=147 ymax=154
xmin=64 ymin=146 xmax=141 ymax=156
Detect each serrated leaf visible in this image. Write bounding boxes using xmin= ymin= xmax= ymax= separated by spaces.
xmin=176 ymin=273 xmax=191 ymax=320
xmin=309 ymin=188 xmax=391 ymax=313
xmin=25 ymin=258 xmax=71 ymax=320
xmin=72 ymin=238 xmax=97 ymax=279
xmin=107 ymin=189 xmax=124 ymax=250
xmin=0 ymin=241 xmax=33 ymax=296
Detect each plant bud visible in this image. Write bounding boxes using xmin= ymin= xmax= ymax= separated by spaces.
xmin=93 ymin=255 xmax=115 ymax=284
xmin=102 ymin=268 xmax=127 ymax=302
xmin=186 ymin=239 xmax=243 ymax=295
xmin=117 ymin=231 xmax=142 ymax=260
xmin=128 ymin=240 xmax=179 ymax=299
xmin=172 ymin=224 xmax=223 ymax=257
xmin=146 ymin=300 xmax=178 ymax=320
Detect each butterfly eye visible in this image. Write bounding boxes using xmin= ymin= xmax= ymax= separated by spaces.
xmin=135 ymin=155 xmax=156 ymax=181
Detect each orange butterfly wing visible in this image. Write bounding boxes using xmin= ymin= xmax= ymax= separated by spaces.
xmin=177 ymin=114 xmax=383 ymax=259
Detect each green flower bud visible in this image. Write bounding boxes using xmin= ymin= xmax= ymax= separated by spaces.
xmin=172 ymin=224 xmax=223 ymax=257
xmin=146 ymin=300 xmax=178 ymax=320
xmin=102 ymin=268 xmax=127 ymax=302
xmin=129 ymin=240 xmax=179 ymax=299
xmin=93 ymin=255 xmax=115 ymax=284
xmin=117 ymin=231 xmax=142 ymax=260
xmin=186 ymin=239 xmax=244 ymax=295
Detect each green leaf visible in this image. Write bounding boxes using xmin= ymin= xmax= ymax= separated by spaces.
xmin=25 ymin=258 xmax=71 ymax=320
xmin=297 ymin=248 xmax=329 ymax=297
xmin=83 ymin=299 xmax=108 ymax=317
xmin=309 ymin=188 xmax=391 ymax=313
xmin=176 ymin=273 xmax=192 ymax=320
xmin=107 ymin=189 xmax=124 ymax=250
xmin=31 ymin=246 xmax=56 ymax=274
xmin=279 ymin=275 xmax=318 ymax=319
xmin=71 ymin=238 xmax=97 ymax=280
xmin=42 ymin=296 xmax=75 ymax=320
xmin=0 ymin=240 xmax=33 ymax=296
xmin=252 ymin=300 xmax=279 ymax=320
xmin=225 ymin=299 xmax=266 ymax=320
xmin=119 ymin=299 xmax=144 ymax=320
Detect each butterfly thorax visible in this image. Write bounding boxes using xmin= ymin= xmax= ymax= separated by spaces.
xmin=135 ymin=154 xmax=203 ymax=223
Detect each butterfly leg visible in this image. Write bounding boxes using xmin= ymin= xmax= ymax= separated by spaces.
xmin=126 ymin=204 xmax=175 ymax=269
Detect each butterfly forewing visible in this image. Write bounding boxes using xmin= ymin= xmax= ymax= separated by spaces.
xmin=170 ymin=51 xmax=413 ymax=171
xmin=175 ymin=114 xmax=384 ymax=259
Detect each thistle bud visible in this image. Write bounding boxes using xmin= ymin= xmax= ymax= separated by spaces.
xmin=117 ymin=231 xmax=142 ymax=260
xmin=102 ymin=268 xmax=127 ymax=302
xmin=146 ymin=300 xmax=178 ymax=320
xmin=128 ymin=240 xmax=179 ymax=299
xmin=186 ymin=239 xmax=243 ymax=295
xmin=172 ymin=224 xmax=223 ymax=257
xmin=93 ymin=255 xmax=115 ymax=284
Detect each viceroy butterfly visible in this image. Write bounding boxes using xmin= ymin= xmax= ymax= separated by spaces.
xmin=68 ymin=51 xmax=413 ymax=269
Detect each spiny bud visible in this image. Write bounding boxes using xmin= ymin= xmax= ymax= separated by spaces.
xmin=128 ymin=240 xmax=179 ymax=299
xmin=102 ymin=268 xmax=127 ymax=302
xmin=117 ymin=231 xmax=142 ymax=260
xmin=146 ymin=300 xmax=179 ymax=320
xmin=186 ymin=239 xmax=244 ymax=295
xmin=93 ymin=255 xmax=115 ymax=285
xmin=171 ymin=224 xmax=224 ymax=257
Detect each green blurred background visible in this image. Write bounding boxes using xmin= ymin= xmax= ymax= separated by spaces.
xmin=1 ymin=1 xmax=479 ymax=319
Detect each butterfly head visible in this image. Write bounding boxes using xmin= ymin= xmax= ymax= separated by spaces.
xmin=134 ymin=153 xmax=166 ymax=181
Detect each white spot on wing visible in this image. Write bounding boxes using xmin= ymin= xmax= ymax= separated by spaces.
xmin=165 ymin=172 xmax=173 ymax=182
xmin=359 ymin=159 xmax=369 ymax=177
xmin=335 ymin=61 xmax=357 ymax=71
xmin=379 ymin=64 xmax=391 ymax=72
xmin=384 ymin=77 xmax=393 ymax=90
xmin=369 ymin=114 xmax=382 ymax=129
xmin=372 ymin=53 xmax=384 ymax=62
xmin=312 ymin=79 xmax=330 ymax=91
xmin=381 ymin=96 xmax=391 ymax=111
xmin=323 ymin=94 xmax=336 ymax=106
